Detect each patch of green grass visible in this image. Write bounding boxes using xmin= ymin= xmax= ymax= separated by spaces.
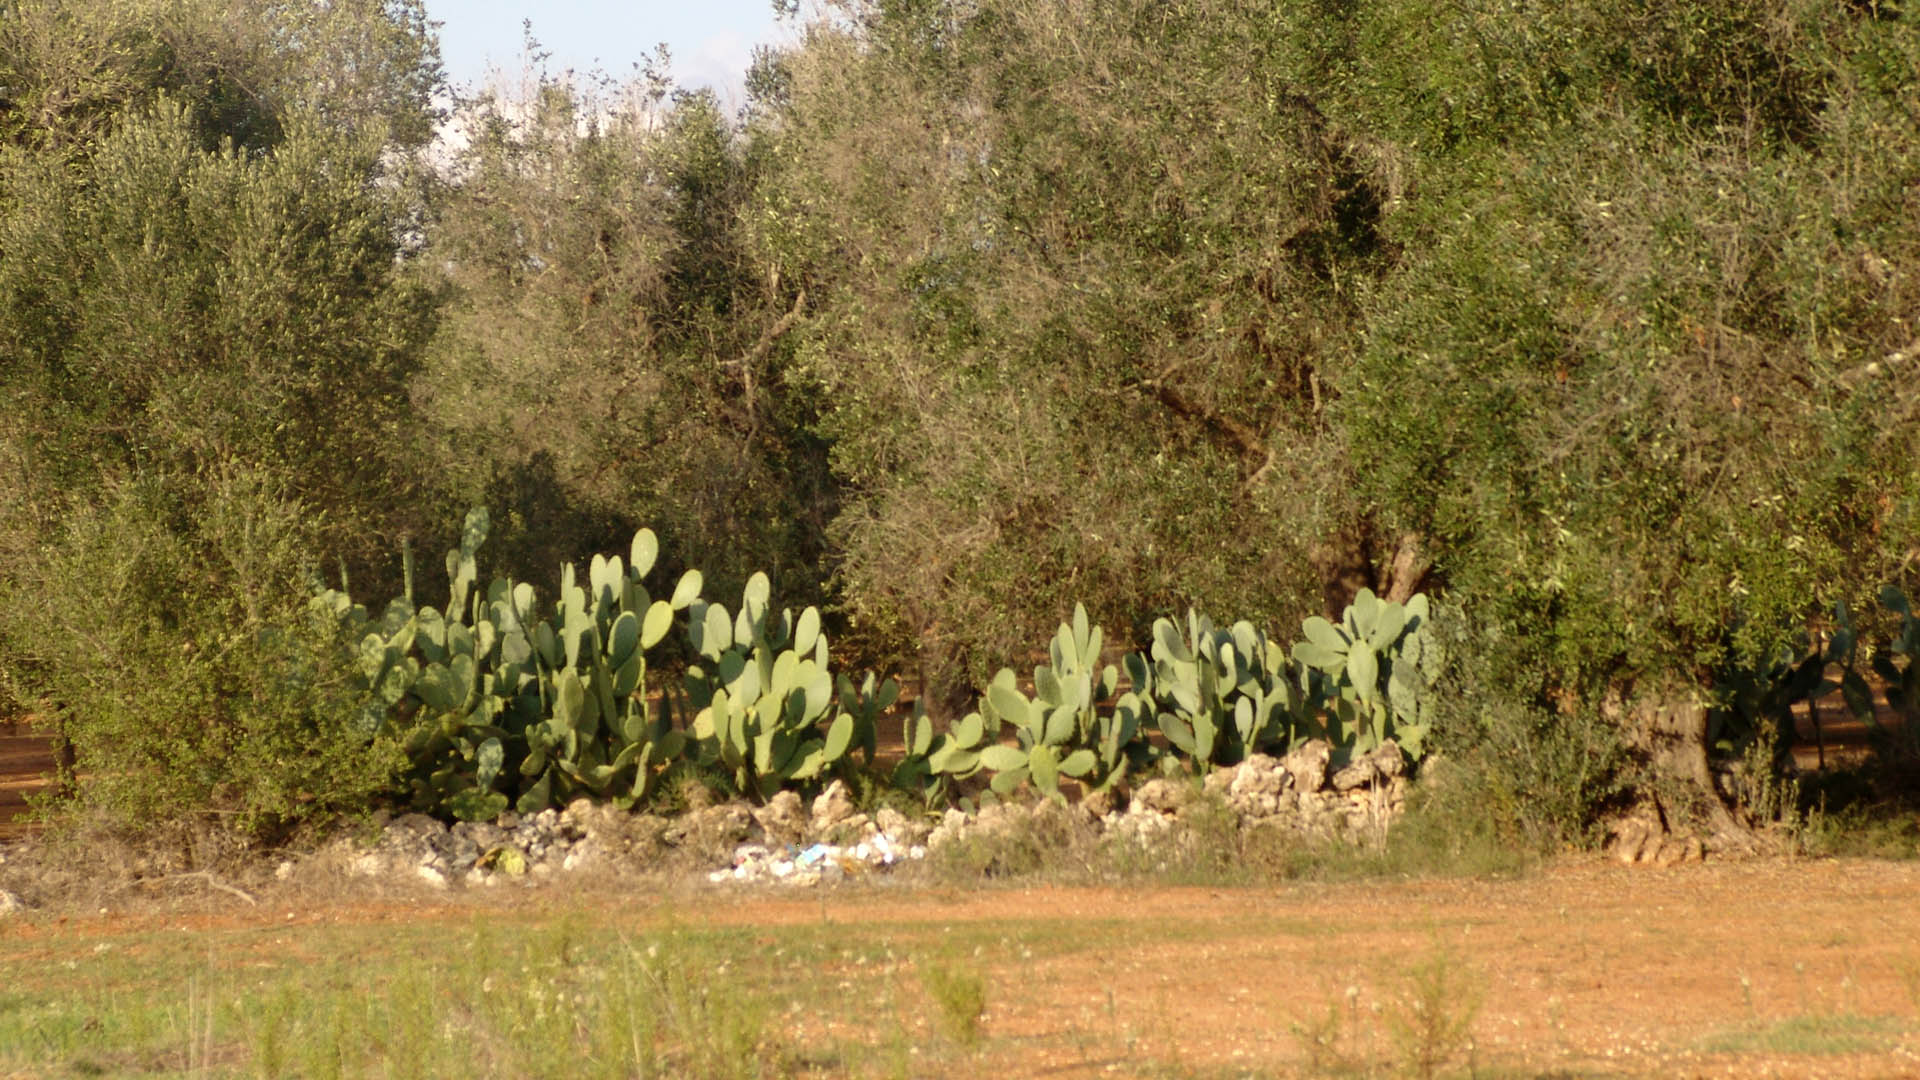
xmin=0 ymin=897 xmax=1276 ymax=1079
xmin=0 ymin=913 xmax=888 ymax=1078
xmin=1699 ymin=1013 xmax=1910 ymax=1056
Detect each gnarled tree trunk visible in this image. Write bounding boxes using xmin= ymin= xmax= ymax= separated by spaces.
xmin=1609 ymin=685 xmax=1759 ymax=861
xmin=1310 ymin=526 xmax=1433 ymax=618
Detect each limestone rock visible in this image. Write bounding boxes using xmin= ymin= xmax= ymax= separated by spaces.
xmin=1203 ymin=765 xmax=1237 ymax=800
xmin=1610 ymin=817 xmax=1655 ymax=865
xmin=1282 ymin=740 xmax=1333 ymax=793
xmin=666 ymin=802 xmax=755 ymax=862
xmin=1331 ymin=741 xmax=1406 ymax=792
xmin=810 ymin=780 xmax=857 ymax=835
xmin=1129 ymin=778 xmax=1187 ymax=815
xmin=1227 ymin=754 xmax=1288 ymax=819
xmin=755 ymin=790 xmax=808 ymax=845
xmin=1079 ymin=786 xmax=1118 ymax=820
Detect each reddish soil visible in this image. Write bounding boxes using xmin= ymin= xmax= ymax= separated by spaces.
xmin=5 ymin=860 xmax=1920 ymax=1077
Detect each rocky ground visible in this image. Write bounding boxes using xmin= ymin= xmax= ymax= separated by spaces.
xmin=293 ymin=739 xmax=1415 ymax=894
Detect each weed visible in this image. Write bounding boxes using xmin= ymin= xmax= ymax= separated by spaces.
xmin=920 ymin=958 xmax=988 ymax=1050
xmin=1288 ymin=985 xmax=1372 ymax=1077
xmin=1385 ymin=949 xmax=1484 ymax=1080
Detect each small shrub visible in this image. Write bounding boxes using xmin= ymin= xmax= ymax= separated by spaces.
xmin=1386 ymin=949 xmax=1484 ymax=1080
xmin=920 ymin=959 xmax=988 ymax=1049
xmin=1 ymin=469 xmax=401 ymax=848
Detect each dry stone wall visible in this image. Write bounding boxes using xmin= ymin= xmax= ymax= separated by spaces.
xmin=325 ymin=739 xmax=1412 ymax=889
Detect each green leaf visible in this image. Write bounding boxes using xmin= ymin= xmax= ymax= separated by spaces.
xmin=1302 ymin=616 xmax=1349 ymax=656
xmin=988 ymin=766 xmax=1029 ymax=796
xmin=1348 ymin=588 xmax=1380 ymax=636
xmin=449 ymin=788 xmax=508 ymax=822
xmin=554 ymin=669 xmax=587 ymax=731
xmin=987 ymin=682 xmax=1033 ymax=731
xmin=606 ymin=609 xmax=641 ymax=665
xmin=533 ymin=622 xmax=560 ymax=668
xmin=458 ymin=507 xmax=490 ymax=555
xmin=1158 ymin=712 xmax=1197 ymax=756
xmin=1346 ymin=641 xmax=1380 ymax=699
xmin=786 ymin=740 xmax=828 ymax=780
xmin=1035 ymin=665 xmax=1064 ymax=707
xmin=1366 ymin=603 xmax=1408 ymax=651
xmin=475 ymin=737 xmax=504 ymax=788
xmin=695 ymin=603 xmax=731 ymax=662
xmin=415 ymin=662 xmax=460 ymax=710
xmin=1042 ymin=704 xmax=1075 ymax=746
xmin=516 ymin=770 xmax=553 ymax=815
xmin=824 ymin=712 xmax=855 ymax=760
xmin=1029 ymin=744 xmax=1060 ymax=795
xmin=1153 ymin=618 xmax=1191 ymax=663
xmin=632 ymin=599 xmax=668 ymax=650
xmin=1059 ymin=748 xmax=1097 ymax=778
xmin=794 ymin=607 xmax=821 ymax=659
xmin=931 ymin=747 xmax=981 ymax=777
xmin=670 ymin=569 xmax=703 ymax=611
xmin=631 ymin=528 xmax=658 ymax=578
xmin=612 ymin=652 xmax=643 ymax=699
xmin=953 ymin=712 xmax=985 ymax=747
xmin=979 ymin=745 xmax=1030 ymax=773
xmin=655 ymin=729 xmax=688 ymax=762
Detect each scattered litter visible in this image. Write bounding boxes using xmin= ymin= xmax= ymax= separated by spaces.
xmin=708 ymin=833 xmax=927 ymax=887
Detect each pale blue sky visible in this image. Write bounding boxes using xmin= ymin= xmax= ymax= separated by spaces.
xmin=423 ymin=0 xmax=794 ymax=100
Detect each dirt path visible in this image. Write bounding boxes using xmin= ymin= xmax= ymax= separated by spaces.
xmin=8 ymin=858 xmax=1919 ymax=1077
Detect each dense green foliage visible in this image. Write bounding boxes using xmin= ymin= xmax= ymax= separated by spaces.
xmin=0 ymin=0 xmax=1915 ymax=844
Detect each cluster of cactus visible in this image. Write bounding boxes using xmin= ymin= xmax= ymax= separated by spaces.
xmin=1289 ymin=590 xmax=1441 ymax=758
xmin=891 ymin=699 xmax=994 ymax=805
xmin=682 ymin=573 xmax=879 ymax=799
xmin=1136 ymin=610 xmax=1315 ymax=770
xmin=314 ymin=509 xmax=698 ymax=819
xmin=891 ymin=594 xmax=1446 ymax=806
xmin=316 ymin=509 xmax=1456 ymax=816
xmin=972 ymin=605 xmax=1152 ymax=802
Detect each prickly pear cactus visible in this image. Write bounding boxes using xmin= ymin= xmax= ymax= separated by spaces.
xmin=968 ymin=604 xmax=1153 ymax=802
xmin=318 ymin=508 xmax=700 ymax=819
xmin=683 ymin=573 xmax=870 ymax=800
xmin=1291 ymin=589 xmax=1441 ymax=759
xmin=1144 ymin=608 xmax=1314 ymax=771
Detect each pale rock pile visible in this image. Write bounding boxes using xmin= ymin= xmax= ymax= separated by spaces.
xmin=1100 ymin=739 xmax=1408 ymax=844
xmin=333 ymin=739 xmax=1413 ymax=890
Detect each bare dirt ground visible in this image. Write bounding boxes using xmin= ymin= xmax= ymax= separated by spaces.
xmin=5 ymin=858 xmax=1919 ymax=1077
